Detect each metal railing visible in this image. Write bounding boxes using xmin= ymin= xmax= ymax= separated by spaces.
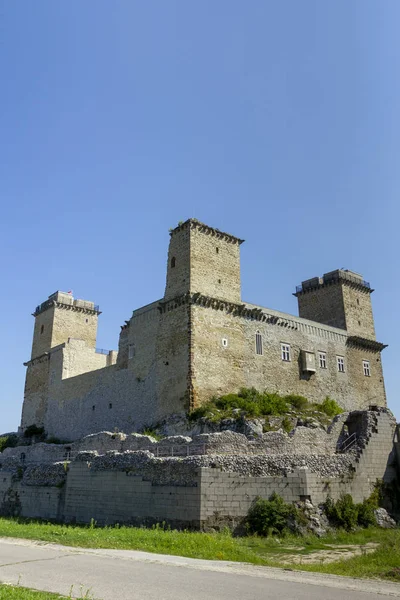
xmin=339 ymin=432 xmax=358 ymax=453
xmin=296 ymin=272 xmax=371 ymax=294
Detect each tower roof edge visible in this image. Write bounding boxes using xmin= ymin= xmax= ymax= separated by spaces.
xmin=169 ymin=218 xmax=244 ymax=245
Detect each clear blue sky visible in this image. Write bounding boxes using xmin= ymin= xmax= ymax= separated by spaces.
xmin=1 ymin=1 xmax=399 ymax=432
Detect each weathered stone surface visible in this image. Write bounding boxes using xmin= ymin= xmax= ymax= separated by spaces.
xmin=374 ymin=508 xmax=396 ymax=529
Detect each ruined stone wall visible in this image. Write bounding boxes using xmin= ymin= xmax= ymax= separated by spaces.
xmin=1 ymin=410 xmax=395 ymax=529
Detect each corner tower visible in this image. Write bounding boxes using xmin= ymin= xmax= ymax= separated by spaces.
xmin=21 ymin=291 xmax=101 ymax=432
xmin=31 ymin=291 xmax=101 ymax=359
xmin=294 ymin=269 xmax=376 ymax=339
xmin=164 ymin=219 xmax=244 ymax=302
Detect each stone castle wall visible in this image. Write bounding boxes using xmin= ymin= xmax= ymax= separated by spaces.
xmin=191 ymin=301 xmax=385 ymax=410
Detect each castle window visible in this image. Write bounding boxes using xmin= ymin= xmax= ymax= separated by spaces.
xmin=92 ymin=405 xmax=95 ymax=411
xmin=319 ymin=352 xmax=327 ymax=369
xmin=109 ymin=402 xmax=113 ymax=409
xmin=86 ymin=318 xmax=89 ymax=323
xmin=363 ymin=360 xmax=371 ymax=377
xmin=255 ymin=331 xmax=263 ymax=355
xmin=40 ymin=325 xmax=44 ymax=334
xmin=216 ymin=247 xmax=219 ymax=254
xmin=64 ymin=447 xmax=71 ymax=460
xmin=337 ymin=356 xmax=345 ymax=373
xmin=171 ymin=257 xmax=176 ymax=268
xmin=128 ymin=344 xmax=135 ymax=359
xmin=357 ymin=298 xmax=360 ymax=306
xmin=218 ymin=279 xmax=221 ymax=284
xmin=281 ymin=343 xmax=291 ymax=362
xmin=221 ymin=338 xmax=228 ymax=348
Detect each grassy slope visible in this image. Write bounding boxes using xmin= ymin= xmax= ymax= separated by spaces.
xmin=0 ymin=585 xmax=74 ymax=600
xmin=0 ymin=519 xmax=399 ymax=582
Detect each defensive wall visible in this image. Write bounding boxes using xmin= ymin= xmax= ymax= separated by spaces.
xmin=2 ymin=409 xmax=397 ymax=529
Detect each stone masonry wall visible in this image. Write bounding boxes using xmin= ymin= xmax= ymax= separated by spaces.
xmin=1 ymin=410 xmax=396 ymax=529
xmin=191 ymin=303 xmax=385 ymax=410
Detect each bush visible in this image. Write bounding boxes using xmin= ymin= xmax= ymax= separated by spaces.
xmin=285 ymin=394 xmax=308 ymax=410
xmin=215 ymin=388 xmax=289 ymax=418
xmin=247 ymin=493 xmax=298 ymax=536
xmin=0 ymin=435 xmax=18 ymax=453
xmin=318 ymin=397 xmax=343 ymax=417
xmin=324 ymin=493 xmax=377 ymax=530
xmin=23 ymin=425 xmax=45 ymax=439
xmin=281 ymin=416 xmax=293 ymax=433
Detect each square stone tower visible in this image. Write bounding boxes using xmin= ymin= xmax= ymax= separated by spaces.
xmin=294 ymin=270 xmax=376 ymax=340
xmin=30 ymin=291 xmax=100 ymax=359
xmin=164 ymin=219 xmax=244 ymax=302
xmin=21 ymin=291 xmax=101 ymax=431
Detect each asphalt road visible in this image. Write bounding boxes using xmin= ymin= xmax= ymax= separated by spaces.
xmin=0 ymin=537 xmax=399 ymax=600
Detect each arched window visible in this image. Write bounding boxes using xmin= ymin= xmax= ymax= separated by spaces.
xmin=171 ymin=257 xmax=176 ymax=268
xmin=255 ymin=331 xmax=263 ymax=355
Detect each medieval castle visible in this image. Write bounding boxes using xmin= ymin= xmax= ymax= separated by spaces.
xmin=20 ymin=218 xmax=387 ymax=441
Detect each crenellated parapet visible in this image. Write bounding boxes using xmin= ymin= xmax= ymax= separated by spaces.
xmin=169 ymin=218 xmax=244 ymax=245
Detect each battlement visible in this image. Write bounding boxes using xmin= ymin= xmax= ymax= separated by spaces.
xmin=169 ymin=218 xmax=244 ymax=245
xmin=295 ymin=269 xmax=373 ymax=296
xmin=33 ymin=291 xmax=100 ymax=317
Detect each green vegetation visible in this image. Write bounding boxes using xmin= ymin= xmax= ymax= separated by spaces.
xmin=0 ymin=584 xmax=92 ymax=599
xmin=23 ymin=425 xmax=45 ymax=439
xmin=189 ymin=388 xmax=343 ymax=427
xmin=140 ymin=427 xmax=164 ymax=441
xmin=319 ymin=397 xmax=343 ymax=418
xmin=0 ymin=434 xmax=18 ymax=452
xmin=247 ymin=493 xmax=298 ymax=536
xmin=0 ymin=518 xmax=398 ymax=582
xmin=325 ymin=493 xmax=378 ymax=531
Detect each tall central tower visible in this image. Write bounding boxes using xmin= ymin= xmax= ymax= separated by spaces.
xmin=164 ymin=219 xmax=244 ymax=302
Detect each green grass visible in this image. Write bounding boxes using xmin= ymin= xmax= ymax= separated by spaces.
xmin=0 ymin=584 xmax=83 ymax=599
xmin=188 ymin=387 xmax=342 ymax=428
xmin=0 ymin=518 xmax=399 ymax=582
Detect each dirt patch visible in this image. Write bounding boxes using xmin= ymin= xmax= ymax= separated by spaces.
xmin=271 ymin=542 xmax=379 ymax=565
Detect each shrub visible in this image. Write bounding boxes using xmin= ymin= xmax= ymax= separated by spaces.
xmin=281 ymin=416 xmax=293 ymax=434
xmin=325 ymin=494 xmax=359 ymax=530
xmin=23 ymin=425 xmax=45 ymax=439
xmin=324 ymin=493 xmax=377 ymax=530
xmin=318 ymin=397 xmax=343 ymax=417
xmin=247 ymin=493 xmax=298 ymax=536
xmin=285 ymin=394 xmax=308 ymax=410
xmin=0 ymin=435 xmax=18 ymax=453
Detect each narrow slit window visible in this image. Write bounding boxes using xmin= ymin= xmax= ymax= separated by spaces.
xmin=171 ymin=257 xmax=176 ymax=268
xmin=129 ymin=344 xmax=135 ymax=359
xmin=255 ymin=331 xmax=263 ymax=355
xmin=40 ymin=325 xmax=44 ymax=334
